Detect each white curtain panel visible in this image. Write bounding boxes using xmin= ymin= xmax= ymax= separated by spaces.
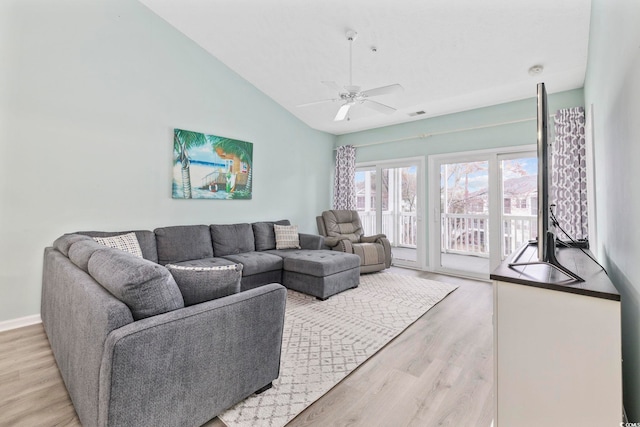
xmin=551 ymin=107 xmax=588 ymax=240
xmin=333 ymin=145 xmax=357 ymax=210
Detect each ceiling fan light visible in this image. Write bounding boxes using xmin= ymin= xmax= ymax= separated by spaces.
xmin=334 ymin=103 xmax=352 ymax=121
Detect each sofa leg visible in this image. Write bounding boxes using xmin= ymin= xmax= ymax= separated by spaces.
xmin=255 ymin=382 xmax=273 ymax=394
xmin=316 ymin=296 xmax=328 ymax=301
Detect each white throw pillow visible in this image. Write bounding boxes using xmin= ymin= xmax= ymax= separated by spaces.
xmin=274 ymin=224 xmax=301 ymax=249
xmin=93 ymin=232 xmax=143 ymax=258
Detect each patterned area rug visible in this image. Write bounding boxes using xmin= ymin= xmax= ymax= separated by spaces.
xmin=219 ymin=273 xmax=458 ymax=427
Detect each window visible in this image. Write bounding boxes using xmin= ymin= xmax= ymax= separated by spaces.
xmin=504 ymin=198 xmax=512 ymax=214
xmin=518 ymin=198 xmax=527 ymax=209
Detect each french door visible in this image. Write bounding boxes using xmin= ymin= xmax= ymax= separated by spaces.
xmin=355 ymin=157 xmax=425 ymax=269
xmin=429 ymin=147 xmax=536 ymax=278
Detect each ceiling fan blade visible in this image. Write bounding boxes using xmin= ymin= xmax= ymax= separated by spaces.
xmin=297 ymin=98 xmax=338 ymax=107
xmin=362 ymin=99 xmax=396 ymax=115
xmin=334 ymin=103 xmax=352 ymax=121
xmin=322 ymin=81 xmax=342 ymax=92
xmin=361 ymin=84 xmax=404 ymax=98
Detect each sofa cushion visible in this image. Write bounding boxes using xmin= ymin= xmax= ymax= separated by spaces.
xmin=221 ymin=252 xmax=283 ymax=276
xmin=68 ymin=239 xmax=109 ymax=272
xmin=274 ymin=224 xmax=301 ymax=249
xmin=78 ymin=230 xmax=159 ymax=263
xmin=166 ymin=263 xmax=242 ymax=306
xmin=274 ymin=249 xmax=361 ymax=277
xmin=210 ymin=223 xmax=255 ymax=256
xmin=88 ymin=247 xmax=184 ymax=320
xmin=93 ymin=232 xmax=143 ymax=258
xmin=252 ymin=220 xmax=290 ymax=251
xmin=154 ymin=225 xmax=213 ymax=265
xmin=53 ymin=233 xmax=93 ymax=257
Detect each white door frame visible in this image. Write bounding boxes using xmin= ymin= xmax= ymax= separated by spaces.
xmin=356 ymin=156 xmax=426 ymax=270
xmin=428 ymin=145 xmax=535 ymax=279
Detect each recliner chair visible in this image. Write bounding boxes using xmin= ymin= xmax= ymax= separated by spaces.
xmin=317 ymin=210 xmax=392 ymax=273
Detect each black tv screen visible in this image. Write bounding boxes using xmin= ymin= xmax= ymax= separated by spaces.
xmin=537 ymin=82 xmax=550 ymax=262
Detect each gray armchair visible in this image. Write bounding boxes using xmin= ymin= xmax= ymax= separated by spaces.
xmin=316 ymin=210 xmax=392 ymax=273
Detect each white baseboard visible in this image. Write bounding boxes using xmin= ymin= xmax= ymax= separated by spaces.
xmin=0 ymin=314 xmax=42 ymax=332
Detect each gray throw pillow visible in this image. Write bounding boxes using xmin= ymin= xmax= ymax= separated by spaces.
xmin=166 ymin=264 xmax=242 ymax=306
xmin=88 ymin=247 xmax=184 ymax=320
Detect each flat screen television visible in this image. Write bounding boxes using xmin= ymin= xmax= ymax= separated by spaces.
xmin=509 ymin=82 xmax=583 ymax=282
xmin=536 ymin=82 xmax=551 ymax=262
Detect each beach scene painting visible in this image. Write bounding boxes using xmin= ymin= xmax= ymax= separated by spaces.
xmin=173 ymin=128 xmax=253 ymax=199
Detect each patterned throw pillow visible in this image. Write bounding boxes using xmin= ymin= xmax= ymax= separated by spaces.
xmin=165 ymin=264 xmax=242 ymax=306
xmin=274 ymin=224 xmax=301 ymax=250
xmin=93 ymin=232 xmax=143 ymax=258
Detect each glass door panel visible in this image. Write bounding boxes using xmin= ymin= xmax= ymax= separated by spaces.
xmin=439 ymin=160 xmax=490 ymax=275
xmin=355 ymin=168 xmax=376 ymax=235
xmin=381 ymin=166 xmax=418 ymax=263
xmin=500 ymin=155 xmax=538 ymax=259
xmin=356 ymin=160 xmax=423 ymax=269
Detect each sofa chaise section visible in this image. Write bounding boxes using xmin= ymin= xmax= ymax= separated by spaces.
xmin=271 ymin=249 xmax=361 ymax=300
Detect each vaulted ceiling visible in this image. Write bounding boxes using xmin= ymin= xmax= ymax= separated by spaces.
xmin=139 ymin=0 xmax=591 ymax=135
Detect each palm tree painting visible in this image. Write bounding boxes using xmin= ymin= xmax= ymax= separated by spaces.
xmin=172 ymin=128 xmax=253 ymax=199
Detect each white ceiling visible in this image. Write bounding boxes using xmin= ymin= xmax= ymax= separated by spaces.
xmin=139 ymin=0 xmax=591 ymax=135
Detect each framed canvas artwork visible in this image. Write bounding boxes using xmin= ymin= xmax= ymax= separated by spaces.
xmin=173 ymin=128 xmax=253 ymax=199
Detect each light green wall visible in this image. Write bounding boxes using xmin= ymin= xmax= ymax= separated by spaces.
xmin=337 ymin=89 xmax=584 ymax=161
xmin=584 ymin=0 xmax=640 ymax=420
xmin=0 ymin=0 xmax=334 ymax=322
xmin=336 ymin=89 xmax=584 ymax=267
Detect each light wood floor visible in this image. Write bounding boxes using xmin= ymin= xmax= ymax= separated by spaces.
xmin=0 ymin=268 xmax=493 ymax=427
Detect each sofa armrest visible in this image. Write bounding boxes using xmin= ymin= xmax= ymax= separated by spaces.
xmin=98 ymin=284 xmax=287 ymax=427
xmin=299 ymin=233 xmax=323 ymax=250
xmin=41 ymin=247 xmax=134 ymax=427
xmin=362 ymin=236 xmax=392 ymax=268
xmin=329 ymin=238 xmax=354 ymax=254
xmin=360 ymin=234 xmax=387 ymax=243
xmin=323 ymin=236 xmax=350 ymax=248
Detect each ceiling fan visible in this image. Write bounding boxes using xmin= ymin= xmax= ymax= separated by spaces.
xmin=298 ymin=30 xmax=403 ymax=121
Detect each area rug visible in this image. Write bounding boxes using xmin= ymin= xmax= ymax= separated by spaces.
xmin=218 ymin=273 xmax=458 ymax=427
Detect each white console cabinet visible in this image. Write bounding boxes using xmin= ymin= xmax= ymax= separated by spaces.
xmin=491 ymin=246 xmax=622 ymax=427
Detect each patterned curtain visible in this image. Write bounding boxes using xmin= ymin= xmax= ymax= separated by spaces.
xmin=551 ymin=107 xmax=588 ymax=240
xmin=333 ymin=145 xmax=357 ymax=210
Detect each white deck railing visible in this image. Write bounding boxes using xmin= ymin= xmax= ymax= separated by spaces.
xmin=358 ymin=210 xmax=536 ymax=258
xmin=501 ymin=214 xmax=538 ymax=257
xmin=441 ymin=213 xmax=489 ymax=257
xmin=440 ymin=213 xmax=537 ymax=258
xmin=357 ymin=211 xmax=417 ymax=248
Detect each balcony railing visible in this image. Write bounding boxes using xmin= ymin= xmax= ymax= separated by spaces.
xmin=357 ymin=211 xmax=417 ymax=248
xmin=501 ymin=214 xmax=537 ymax=257
xmin=441 ymin=213 xmax=489 ymax=257
xmin=358 ymin=210 xmax=536 ymax=258
xmin=440 ymin=213 xmax=537 ymax=258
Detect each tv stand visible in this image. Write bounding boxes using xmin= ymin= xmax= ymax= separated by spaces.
xmin=491 ymin=246 xmax=622 ymax=426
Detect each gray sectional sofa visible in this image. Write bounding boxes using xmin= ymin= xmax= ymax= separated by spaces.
xmin=41 ymin=220 xmax=360 ymax=427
